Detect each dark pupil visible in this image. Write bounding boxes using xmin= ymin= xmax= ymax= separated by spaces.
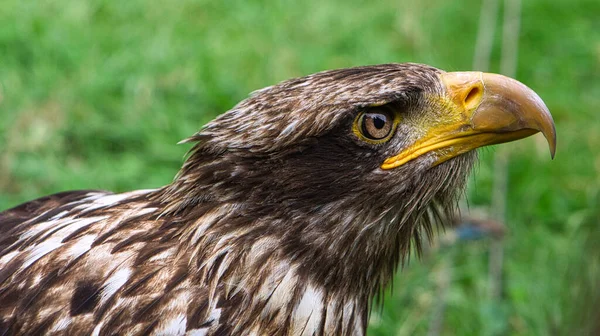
xmin=362 ymin=111 xmax=392 ymax=140
xmin=372 ymin=114 xmax=386 ymax=129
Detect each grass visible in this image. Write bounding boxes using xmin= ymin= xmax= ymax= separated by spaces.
xmin=1 ymin=0 xmax=599 ymax=334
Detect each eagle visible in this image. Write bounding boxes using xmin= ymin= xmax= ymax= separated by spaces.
xmin=0 ymin=63 xmax=555 ymax=335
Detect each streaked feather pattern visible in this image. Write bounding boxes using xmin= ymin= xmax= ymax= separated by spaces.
xmin=0 ymin=64 xmax=475 ymax=335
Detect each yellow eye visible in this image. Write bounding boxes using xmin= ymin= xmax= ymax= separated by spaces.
xmin=354 ymin=106 xmax=399 ymax=143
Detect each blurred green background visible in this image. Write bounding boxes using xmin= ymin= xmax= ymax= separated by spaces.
xmin=1 ymin=0 xmax=599 ymax=335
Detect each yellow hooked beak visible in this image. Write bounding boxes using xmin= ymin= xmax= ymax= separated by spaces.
xmin=381 ymin=72 xmax=556 ymax=169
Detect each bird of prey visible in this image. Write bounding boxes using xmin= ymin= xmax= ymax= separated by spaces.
xmin=0 ymin=63 xmax=555 ymax=335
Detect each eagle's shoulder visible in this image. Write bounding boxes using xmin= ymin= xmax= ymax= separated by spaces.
xmin=0 ymin=190 xmax=112 ymax=250
xmin=0 ymin=189 xmax=174 ymax=334
xmin=0 ymin=190 xmax=111 ymax=219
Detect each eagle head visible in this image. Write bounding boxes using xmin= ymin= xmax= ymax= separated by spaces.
xmin=162 ymin=63 xmax=555 ymax=298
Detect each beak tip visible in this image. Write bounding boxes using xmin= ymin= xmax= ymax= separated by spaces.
xmin=543 ymin=119 xmax=557 ymax=160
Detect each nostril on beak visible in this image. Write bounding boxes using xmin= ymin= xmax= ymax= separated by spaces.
xmin=463 ymin=85 xmax=483 ymax=110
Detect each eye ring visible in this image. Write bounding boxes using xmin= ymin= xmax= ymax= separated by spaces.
xmin=353 ymin=105 xmax=400 ymax=144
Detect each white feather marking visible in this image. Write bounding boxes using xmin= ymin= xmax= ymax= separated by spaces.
xmin=62 ymin=216 xmax=107 ymax=236
xmin=292 ymin=284 xmax=324 ymax=335
xmin=256 ymin=260 xmax=289 ymax=301
xmin=216 ymin=253 xmax=232 ymax=281
xmin=354 ymin=313 xmax=364 ymax=332
xmin=50 ymin=316 xmax=72 ymax=332
xmin=74 ymin=189 xmax=154 ymax=214
xmin=31 ymin=274 xmax=43 ymax=287
xmin=0 ymin=250 xmax=19 ymax=266
xmin=262 ymin=266 xmax=297 ymax=315
xmin=82 ymin=193 xmax=136 ymax=211
xmin=342 ymin=299 xmax=356 ymax=334
xmin=20 ymin=216 xmax=106 ymax=240
xmin=91 ymin=321 xmax=104 ymax=336
xmin=68 ymin=234 xmax=96 ymax=259
xmin=190 ymin=209 xmax=224 ymax=244
xmin=19 ymin=218 xmax=59 ymax=239
xmin=187 ymin=328 xmax=208 ymax=336
xmin=133 ymin=207 xmax=158 ymax=217
xmin=187 ymin=307 xmax=220 ymax=334
xmin=248 ymin=237 xmax=277 ymax=261
xmin=81 ymin=192 xmax=110 ymax=201
xmin=101 ymin=268 xmax=131 ymax=303
xmin=279 ymin=120 xmax=299 ymax=137
xmin=148 ymin=248 xmax=174 ymax=262
xmin=324 ymin=297 xmax=340 ymax=332
xmin=22 ymin=236 xmax=63 ymax=269
xmin=208 ymin=307 xmax=221 ymax=324
xmin=50 ymin=210 xmax=69 ymax=220
xmin=128 ymin=188 xmax=157 ymax=195
xmin=189 ymin=204 xmax=239 ymax=246
xmin=214 ymin=234 xmax=235 ymax=251
xmin=156 ymin=313 xmax=187 ymax=335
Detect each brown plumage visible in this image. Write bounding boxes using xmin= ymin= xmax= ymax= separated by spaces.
xmin=0 ymin=63 xmax=555 ymax=335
